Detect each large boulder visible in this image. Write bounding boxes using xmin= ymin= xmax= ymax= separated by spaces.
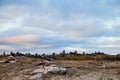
xmin=8 ymin=55 xmax=16 ymax=61
xmin=30 ymin=64 xmax=67 ymax=79
xmin=47 ymin=65 xmax=67 ymax=75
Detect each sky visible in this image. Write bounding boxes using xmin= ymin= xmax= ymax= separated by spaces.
xmin=0 ymin=0 xmax=120 ymax=54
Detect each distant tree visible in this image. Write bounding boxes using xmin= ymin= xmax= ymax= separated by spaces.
xmin=60 ymin=50 xmax=66 ymax=57
xmin=95 ymin=51 xmax=97 ymax=54
xmin=16 ymin=51 xmax=19 ymax=56
xmin=25 ymin=53 xmax=31 ymax=57
xmin=28 ymin=53 xmax=31 ymax=56
xmin=62 ymin=50 xmax=66 ymax=54
xmin=52 ymin=52 xmax=56 ymax=59
xmin=10 ymin=51 xmax=15 ymax=57
xmin=16 ymin=51 xmax=22 ymax=56
xmin=3 ymin=52 xmax=6 ymax=57
xmin=74 ymin=50 xmax=78 ymax=54
xmin=35 ymin=53 xmax=38 ymax=58
xmin=42 ymin=53 xmax=45 ymax=56
xmin=83 ymin=52 xmax=85 ymax=55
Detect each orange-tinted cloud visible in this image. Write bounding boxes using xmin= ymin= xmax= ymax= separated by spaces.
xmin=4 ymin=34 xmax=38 ymax=43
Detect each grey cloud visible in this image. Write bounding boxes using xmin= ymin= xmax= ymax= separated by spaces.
xmin=23 ymin=13 xmax=110 ymax=38
xmin=0 ymin=0 xmax=120 ymax=54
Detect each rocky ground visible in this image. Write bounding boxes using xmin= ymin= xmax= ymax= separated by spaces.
xmin=0 ymin=56 xmax=120 ymax=80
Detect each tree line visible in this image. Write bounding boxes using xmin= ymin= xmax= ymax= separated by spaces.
xmin=1 ymin=50 xmax=120 ymax=61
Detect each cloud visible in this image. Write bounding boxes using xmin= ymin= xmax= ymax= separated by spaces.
xmin=0 ymin=5 xmax=27 ymax=19
xmin=0 ymin=5 xmax=28 ymax=33
xmin=0 ymin=0 xmax=119 ymax=38
xmin=0 ymin=34 xmax=38 ymax=51
xmin=0 ymin=45 xmax=16 ymax=51
xmin=98 ymin=37 xmax=120 ymax=45
xmin=105 ymin=17 xmax=120 ymax=29
xmin=3 ymin=34 xmax=38 ymax=43
xmin=23 ymin=12 xmax=110 ymax=38
xmin=0 ymin=34 xmax=56 ymax=51
xmin=64 ymin=47 xmax=90 ymax=53
xmin=0 ymin=0 xmax=120 ymax=54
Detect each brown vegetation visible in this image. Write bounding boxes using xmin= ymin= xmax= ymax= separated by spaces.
xmin=1 ymin=50 xmax=120 ymax=61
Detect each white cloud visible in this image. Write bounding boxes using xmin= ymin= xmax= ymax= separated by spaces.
xmin=65 ymin=47 xmax=89 ymax=52
xmin=98 ymin=37 xmax=120 ymax=44
xmin=24 ymin=12 xmax=109 ymax=38
xmin=97 ymin=37 xmax=120 ymax=50
xmin=0 ymin=45 xmax=17 ymax=50
xmin=0 ymin=5 xmax=28 ymax=19
xmin=98 ymin=44 xmax=120 ymax=48
xmin=105 ymin=17 xmax=120 ymax=29
xmin=0 ymin=16 xmax=24 ymax=32
xmin=0 ymin=5 xmax=29 ymax=32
